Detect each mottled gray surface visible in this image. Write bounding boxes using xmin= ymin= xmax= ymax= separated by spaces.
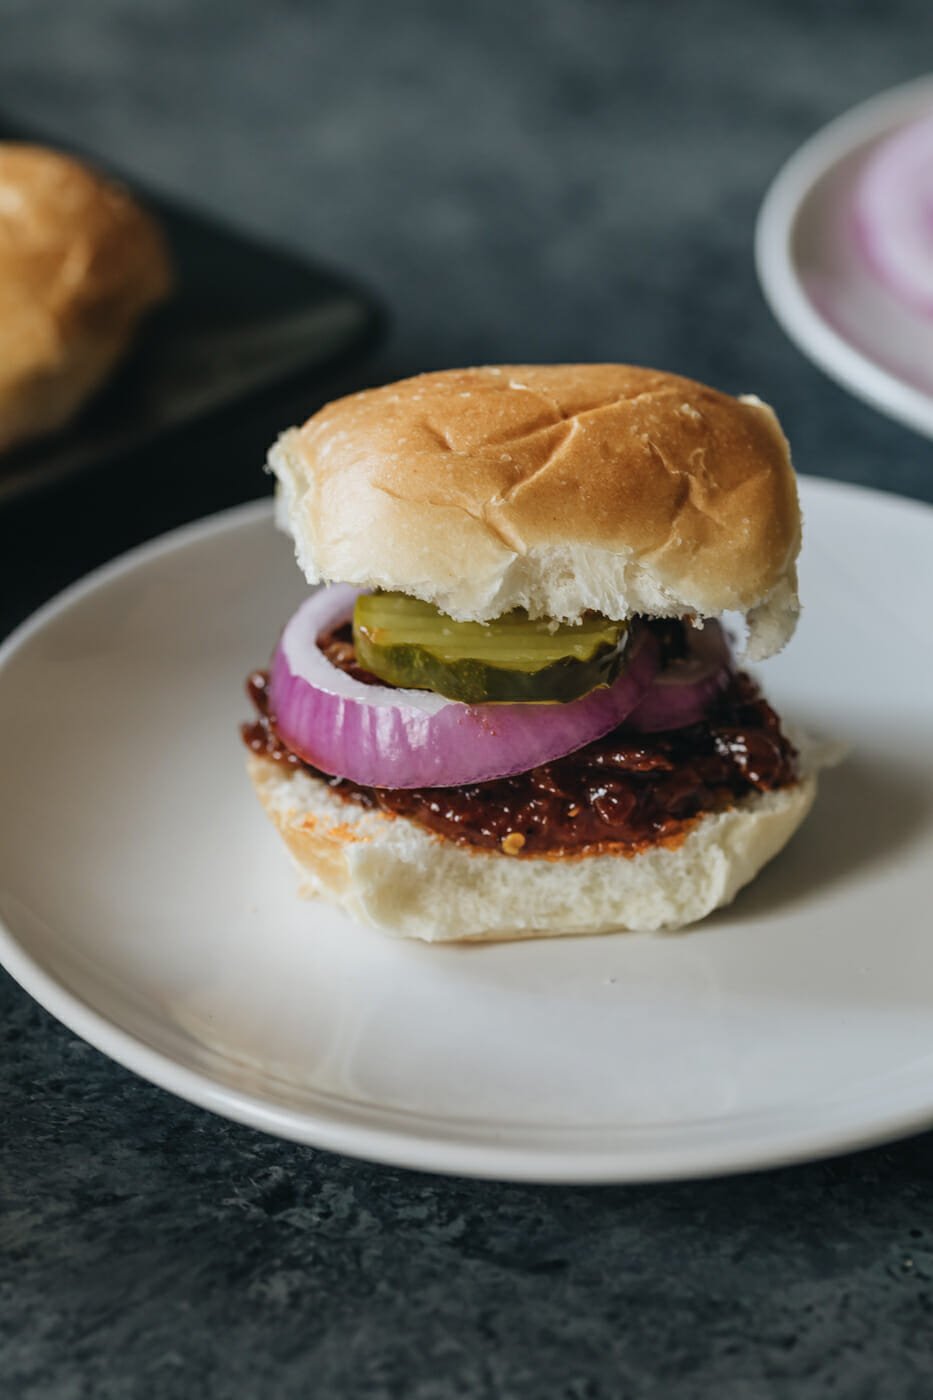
xmin=2 ymin=1 xmax=933 ymax=1396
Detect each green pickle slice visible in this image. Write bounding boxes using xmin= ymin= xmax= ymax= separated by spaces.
xmin=352 ymin=591 xmax=627 ymax=704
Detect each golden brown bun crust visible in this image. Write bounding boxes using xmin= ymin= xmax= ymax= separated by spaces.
xmin=271 ymin=365 xmax=802 ymax=657
xmin=0 ymin=143 xmax=173 ymax=453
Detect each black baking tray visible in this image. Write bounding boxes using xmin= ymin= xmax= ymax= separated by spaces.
xmin=0 ymin=117 xmax=386 ymax=632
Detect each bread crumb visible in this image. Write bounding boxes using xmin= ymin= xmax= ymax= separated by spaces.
xmin=501 ymin=831 xmax=526 ymax=855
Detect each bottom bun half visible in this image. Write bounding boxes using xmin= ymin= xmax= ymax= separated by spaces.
xmin=246 ymin=751 xmax=818 ymax=942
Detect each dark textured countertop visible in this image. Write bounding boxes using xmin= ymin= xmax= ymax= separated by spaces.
xmin=3 ymin=2 xmax=933 ymax=1396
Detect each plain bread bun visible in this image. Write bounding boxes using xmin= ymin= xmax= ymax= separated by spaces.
xmin=0 ymin=143 xmax=173 ymax=454
xmin=246 ymin=751 xmax=818 ymax=942
xmin=270 ymin=365 xmax=802 ymax=660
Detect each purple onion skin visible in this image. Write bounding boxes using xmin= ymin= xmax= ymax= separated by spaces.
xmin=625 ymin=668 xmax=730 ymax=732
xmin=269 ymin=627 xmax=661 ymax=790
xmin=853 ymin=112 xmax=933 ymax=316
xmin=625 ymin=619 xmax=732 ymax=732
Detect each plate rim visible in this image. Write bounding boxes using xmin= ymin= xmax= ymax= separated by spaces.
xmin=2 ymin=481 xmax=933 ymax=1184
xmin=755 ymin=74 xmax=933 ymax=440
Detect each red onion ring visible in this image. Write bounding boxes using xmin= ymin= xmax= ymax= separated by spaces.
xmin=269 ymin=586 xmax=660 ymax=788
xmin=854 ymin=112 xmax=933 ymax=314
xmin=626 ymin=620 xmax=732 ymax=732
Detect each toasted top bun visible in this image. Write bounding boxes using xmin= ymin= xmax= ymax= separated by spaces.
xmin=270 ymin=364 xmax=802 ymax=659
xmin=0 ymin=143 xmax=173 ymax=453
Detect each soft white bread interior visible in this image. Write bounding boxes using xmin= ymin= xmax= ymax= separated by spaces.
xmin=0 ymin=143 xmax=173 ymax=454
xmin=246 ymin=750 xmax=818 ymax=942
xmin=270 ymin=365 xmax=802 ymax=660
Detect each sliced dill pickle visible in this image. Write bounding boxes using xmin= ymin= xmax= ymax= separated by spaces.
xmin=352 ymin=592 xmax=627 ymax=703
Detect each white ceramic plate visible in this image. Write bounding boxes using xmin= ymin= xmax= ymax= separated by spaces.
xmin=756 ymin=76 xmax=933 ymax=439
xmin=1 ymin=479 xmax=932 ymax=1182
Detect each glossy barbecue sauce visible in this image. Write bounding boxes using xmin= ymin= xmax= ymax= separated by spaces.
xmin=242 ymin=622 xmax=799 ymax=858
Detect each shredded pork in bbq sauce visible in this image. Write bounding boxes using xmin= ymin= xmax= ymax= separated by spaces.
xmin=242 ymin=621 xmax=799 ymax=857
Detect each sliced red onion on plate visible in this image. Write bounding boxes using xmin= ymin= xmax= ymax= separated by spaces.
xmin=625 ymin=620 xmax=732 ymax=732
xmin=854 ymin=111 xmax=933 ymax=315
xmin=269 ymin=586 xmax=660 ymax=789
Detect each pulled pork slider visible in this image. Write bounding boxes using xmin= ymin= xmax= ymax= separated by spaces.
xmin=244 ymin=364 xmax=815 ymax=941
xmin=0 ymin=143 xmax=172 ymax=454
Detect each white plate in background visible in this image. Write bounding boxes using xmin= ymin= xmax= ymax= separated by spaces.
xmin=756 ymin=76 xmax=933 ymax=439
xmin=0 ymin=481 xmax=932 ymax=1182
